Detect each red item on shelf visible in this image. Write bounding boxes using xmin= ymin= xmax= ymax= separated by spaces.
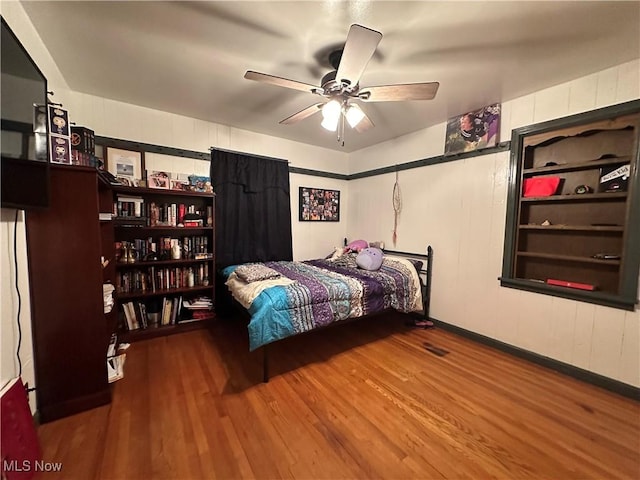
xmin=523 ymin=177 xmax=561 ymax=197
xmin=546 ymin=279 xmax=596 ymax=291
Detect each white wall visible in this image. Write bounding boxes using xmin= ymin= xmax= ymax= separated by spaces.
xmin=348 ymin=59 xmax=640 ymax=387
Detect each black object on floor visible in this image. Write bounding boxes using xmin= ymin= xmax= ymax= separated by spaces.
xmin=424 ymin=342 xmax=449 ymax=357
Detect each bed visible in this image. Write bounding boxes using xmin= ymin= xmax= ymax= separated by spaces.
xmin=221 ymin=245 xmax=433 ymax=381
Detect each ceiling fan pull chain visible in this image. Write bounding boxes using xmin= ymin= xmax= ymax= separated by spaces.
xmin=337 ymin=107 xmax=345 ymax=146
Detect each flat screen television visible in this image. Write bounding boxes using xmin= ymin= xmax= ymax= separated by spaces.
xmin=1 ymin=16 xmax=50 ymax=209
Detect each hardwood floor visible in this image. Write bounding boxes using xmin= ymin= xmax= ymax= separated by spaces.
xmin=36 ymin=313 xmax=640 ymax=479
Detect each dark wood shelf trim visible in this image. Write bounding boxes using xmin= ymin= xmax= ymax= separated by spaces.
xmin=112 ymin=185 xmax=215 ymax=197
xmin=499 ymin=277 xmax=637 ymax=311
xmin=520 ymin=192 xmax=627 ymax=202
xmin=518 ymin=224 xmax=625 ymax=232
xmin=516 ymin=251 xmax=621 ymax=265
xmin=118 ymin=315 xmax=214 ymax=342
xmin=502 ymin=101 xmax=640 ymax=312
xmin=112 ymin=216 xmax=146 ymax=222
xmin=113 ymin=223 xmax=212 ymax=232
xmin=117 ymin=285 xmax=213 ymax=300
xmin=523 ymin=156 xmax=630 ymax=175
xmin=116 ymin=258 xmax=214 ymax=269
xmin=116 ymin=257 xmax=214 ymax=270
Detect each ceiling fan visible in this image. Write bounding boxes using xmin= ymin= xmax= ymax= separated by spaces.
xmin=244 ymin=24 xmax=439 ymax=145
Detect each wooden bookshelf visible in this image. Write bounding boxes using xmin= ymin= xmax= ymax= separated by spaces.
xmin=111 ymin=186 xmax=216 ymax=340
xmin=25 ymin=165 xmax=112 ymax=422
xmin=501 ymin=101 xmax=640 ymax=310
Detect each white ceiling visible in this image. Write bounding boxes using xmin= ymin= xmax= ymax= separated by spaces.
xmin=21 ymin=1 xmax=640 ymax=153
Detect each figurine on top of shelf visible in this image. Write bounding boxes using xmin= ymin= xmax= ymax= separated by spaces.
xmin=188 ymin=175 xmax=213 ymax=193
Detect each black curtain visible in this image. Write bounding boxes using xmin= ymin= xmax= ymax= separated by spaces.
xmin=211 ymin=148 xmax=292 ymax=268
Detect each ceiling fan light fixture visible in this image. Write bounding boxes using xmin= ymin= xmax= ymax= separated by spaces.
xmin=345 ymin=104 xmax=365 ymax=128
xmin=321 ymin=99 xmax=341 ymax=131
xmin=245 ymin=24 xmax=439 ymax=146
xmin=322 ymin=99 xmax=341 ymax=119
xmin=321 ymin=115 xmax=339 ymax=131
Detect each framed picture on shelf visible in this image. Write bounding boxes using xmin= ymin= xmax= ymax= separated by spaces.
xmin=171 ymin=173 xmax=190 ymax=191
xmin=106 ymin=147 xmax=143 ymax=185
xmin=299 ymin=187 xmax=340 ymax=221
xmin=147 ymin=170 xmax=170 ymax=189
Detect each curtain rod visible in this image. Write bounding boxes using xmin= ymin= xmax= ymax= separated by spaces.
xmin=209 ymin=146 xmax=290 ymax=164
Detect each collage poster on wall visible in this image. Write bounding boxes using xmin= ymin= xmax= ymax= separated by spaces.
xmin=299 ymin=187 xmax=340 ymax=222
xmin=444 ymin=103 xmax=501 ymax=156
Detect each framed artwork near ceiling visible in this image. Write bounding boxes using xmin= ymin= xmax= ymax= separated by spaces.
xmin=299 ymin=187 xmax=340 ymax=222
xmin=444 ymin=103 xmax=501 ymax=156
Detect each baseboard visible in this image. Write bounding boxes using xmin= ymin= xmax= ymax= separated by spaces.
xmin=432 ymin=318 xmax=640 ymax=400
xmin=38 ymin=389 xmax=112 ymax=424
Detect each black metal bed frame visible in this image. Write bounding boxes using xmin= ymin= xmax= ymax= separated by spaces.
xmin=232 ymin=245 xmax=433 ymax=382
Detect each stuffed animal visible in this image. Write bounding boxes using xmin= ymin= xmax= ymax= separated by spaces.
xmin=356 ymin=247 xmax=384 ymax=271
xmin=326 ymin=246 xmax=347 ymax=261
xmin=347 ymin=239 xmax=368 ymax=252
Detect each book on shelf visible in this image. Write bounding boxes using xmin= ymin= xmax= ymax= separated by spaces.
xmin=97 ymin=169 xmax=122 ymax=186
xmin=178 ymin=316 xmax=207 ymax=324
xmin=115 ymin=195 xmax=144 ymax=218
xmin=184 ymin=220 xmax=204 ymax=227
xmin=598 ymin=163 xmax=630 ymax=193
xmin=107 ymin=333 xmax=117 ymax=359
xmin=546 ymin=279 xmax=596 ymax=291
xmin=183 ymin=296 xmax=213 ymax=310
xmin=107 ymin=354 xmax=126 ymax=383
xmin=116 ymin=260 xmax=211 ymax=295
xmin=122 ymin=302 xmax=139 ymax=330
xmin=121 ymin=296 xmax=191 ymax=330
xmin=103 ymin=283 xmax=115 ymax=314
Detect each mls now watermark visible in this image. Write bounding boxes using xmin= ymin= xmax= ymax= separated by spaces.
xmin=3 ymin=459 xmax=63 ymax=473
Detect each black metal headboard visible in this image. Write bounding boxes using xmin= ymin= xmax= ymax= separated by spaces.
xmin=382 ymin=247 xmax=433 ymax=321
xmin=342 ymin=239 xmax=433 ymax=321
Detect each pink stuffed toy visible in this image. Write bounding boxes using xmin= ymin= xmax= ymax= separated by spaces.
xmin=346 ymin=239 xmax=368 ymax=252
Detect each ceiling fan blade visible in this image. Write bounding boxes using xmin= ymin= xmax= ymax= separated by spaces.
xmin=280 ymin=103 xmax=324 ymax=125
xmin=354 ymin=110 xmax=374 ymax=133
xmin=335 ymin=24 xmax=382 ymax=87
xmin=244 ymin=71 xmax=321 ymax=94
xmin=359 ymin=82 xmax=440 ymax=102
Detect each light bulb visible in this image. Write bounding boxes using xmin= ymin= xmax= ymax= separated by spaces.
xmin=321 ymin=115 xmax=339 ymax=131
xmin=345 ymin=104 xmax=365 ymax=128
xmin=322 ymin=100 xmax=341 ymax=119
xmin=321 ymin=100 xmax=341 ymax=131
